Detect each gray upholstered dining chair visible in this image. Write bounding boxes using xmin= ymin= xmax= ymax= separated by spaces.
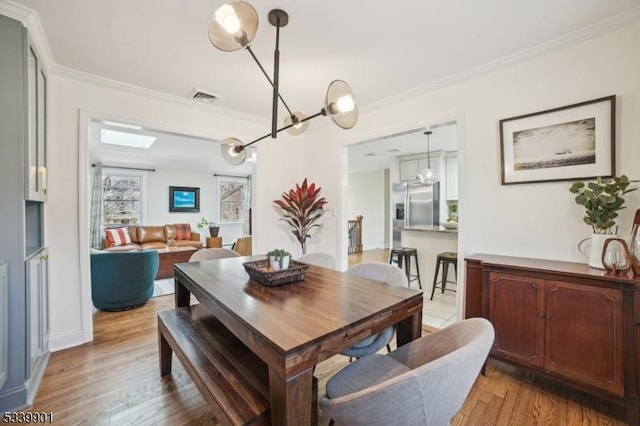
xmin=296 ymin=252 xmax=336 ymax=269
xmin=321 ymin=318 xmax=495 ymax=426
xmin=189 ymin=248 xmax=240 ymax=262
xmin=340 ymin=262 xmax=408 ymax=359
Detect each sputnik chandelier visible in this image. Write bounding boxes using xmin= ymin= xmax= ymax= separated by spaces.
xmin=209 ymin=1 xmax=359 ymax=165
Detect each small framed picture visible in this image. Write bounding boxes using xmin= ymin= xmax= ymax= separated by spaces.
xmin=169 ymin=186 xmax=200 ymax=213
xmin=499 ymin=95 xmax=615 ymax=185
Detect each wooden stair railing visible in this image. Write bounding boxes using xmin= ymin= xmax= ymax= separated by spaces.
xmin=347 ymin=215 xmax=363 ymax=254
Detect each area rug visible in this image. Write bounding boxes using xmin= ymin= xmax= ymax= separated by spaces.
xmin=152 ymin=278 xmax=175 ymax=298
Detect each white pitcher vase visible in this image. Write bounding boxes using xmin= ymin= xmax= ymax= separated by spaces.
xmin=578 ymin=233 xmax=617 ymax=269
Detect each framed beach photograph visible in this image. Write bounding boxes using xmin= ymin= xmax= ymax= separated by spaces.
xmin=169 ymin=186 xmax=200 ymax=212
xmin=499 ymin=95 xmax=615 ymax=185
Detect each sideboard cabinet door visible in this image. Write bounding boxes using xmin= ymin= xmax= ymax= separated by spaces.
xmin=487 ymin=272 xmax=545 ymax=368
xmin=545 ymin=281 xmax=624 ymax=395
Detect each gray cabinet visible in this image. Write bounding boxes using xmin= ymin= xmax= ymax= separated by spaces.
xmin=0 ymin=262 xmax=7 ymax=390
xmin=27 ymin=249 xmax=49 ymax=378
xmin=399 ymin=152 xmax=444 ymax=182
xmin=0 ymin=14 xmax=49 ymax=412
xmin=399 ymin=158 xmax=420 ymax=181
xmin=26 ymin=43 xmax=48 ymax=202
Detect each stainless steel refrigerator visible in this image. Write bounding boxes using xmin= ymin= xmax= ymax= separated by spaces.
xmin=392 ymin=182 xmax=440 ymax=248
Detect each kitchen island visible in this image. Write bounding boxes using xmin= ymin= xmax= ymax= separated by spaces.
xmin=401 ymin=226 xmax=458 ymax=298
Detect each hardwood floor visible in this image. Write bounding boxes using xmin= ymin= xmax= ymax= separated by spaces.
xmin=347 ymin=248 xmax=388 ymax=268
xmin=30 ymin=294 xmax=628 ymax=425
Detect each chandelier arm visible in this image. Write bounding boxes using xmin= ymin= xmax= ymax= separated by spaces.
xmin=244 ymin=46 xmax=294 ymax=118
xmin=242 ymin=110 xmax=326 ymax=149
xmin=244 ymin=47 xmax=293 ymax=117
xmin=271 ymin=17 xmax=281 ymax=138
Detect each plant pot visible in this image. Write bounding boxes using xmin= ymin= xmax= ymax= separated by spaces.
xmin=578 ymin=233 xmax=617 ymax=269
xmin=269 ymin=255 xmax=290 ymax=271
xmin=209 ymin=226 xmax=220 ymax=237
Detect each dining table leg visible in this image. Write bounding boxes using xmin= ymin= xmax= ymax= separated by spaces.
xmin=395 ymin=308 xmax=423 ymax=346
xmin=174 ymin=277 xmax=190 ymax=307
xmin=269 ymin=367 xmax=314 ymax=426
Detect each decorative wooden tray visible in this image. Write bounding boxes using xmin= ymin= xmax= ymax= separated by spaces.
xmin=243 ymin=259 xmax=309 ymax=287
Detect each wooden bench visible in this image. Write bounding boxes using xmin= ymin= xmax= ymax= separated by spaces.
xmin=158 ymin=304 xmax=271 ymax=425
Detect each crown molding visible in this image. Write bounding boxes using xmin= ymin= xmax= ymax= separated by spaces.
xmin=361 ymin=6 xmax=640 ymax=114
xmin=0 ymin=0 xmax=29 ymax=21
xmin=0 ymin=0 xmax=268 ymax=125
xmin=0 ymin=0 xmax=54 ymax=69
xmin=4 ymin=0 xmax=639 ymax=124
xmin=52 ymin=64 xmax=269 ymax=125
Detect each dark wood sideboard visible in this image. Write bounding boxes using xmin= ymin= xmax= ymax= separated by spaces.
xmin=465 ymin=254 xmax=640 ymax=423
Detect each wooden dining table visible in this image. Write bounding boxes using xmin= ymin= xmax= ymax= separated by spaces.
xmin=173 ymin=256 xmax=424 ymax=425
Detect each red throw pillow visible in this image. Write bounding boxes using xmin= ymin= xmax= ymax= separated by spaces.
xmin=105 ymin=227 xmax=132 ymax=247
xmin=175 ymin=223 xmax=191 ymax=240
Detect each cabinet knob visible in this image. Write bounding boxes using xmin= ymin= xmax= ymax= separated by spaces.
xmin=41 ymin=254 xmax=48 ymax=260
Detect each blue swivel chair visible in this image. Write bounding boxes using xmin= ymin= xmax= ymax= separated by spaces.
xmin=341 ymin=262 xmax=409 ymax=359
xmin=90 ymin=250 xmax=159 ymax=311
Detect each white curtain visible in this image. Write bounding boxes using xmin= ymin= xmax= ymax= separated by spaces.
xmin=244 ymin=176 xmax=252 ymax=235
xmin=90 ymin=162 xmax=104 ymax=249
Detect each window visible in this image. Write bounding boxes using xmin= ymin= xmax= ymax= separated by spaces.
xmin=219 ymin=178 xmax=248 ymax=223
xmin=103 ymin=175 xmax=142 ymax=225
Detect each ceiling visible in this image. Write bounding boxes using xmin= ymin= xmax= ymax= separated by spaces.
xmin=11 ymin=0 xmax=640 ymax=174
xmin=348 ymin=122 xmax=457 ymax=173
xmin=89 ymin=120 xmax=254 ymax=174
xmin=12 ymin=0 xmax=640 ymax=120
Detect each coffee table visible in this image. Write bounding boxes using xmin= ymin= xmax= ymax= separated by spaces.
xmin=154 ymin=246 xmax=199 ymax=279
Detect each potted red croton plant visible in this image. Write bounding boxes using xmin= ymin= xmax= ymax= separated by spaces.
xmin=274 ymin=178 xmax=327 ymax=255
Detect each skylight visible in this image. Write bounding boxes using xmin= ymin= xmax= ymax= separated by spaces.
xmin=100 ymin=129 xmax=156 ymax=149
xmin=103 ymin=120 xmax=143 ymax=130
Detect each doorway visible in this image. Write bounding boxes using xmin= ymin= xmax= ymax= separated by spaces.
xmin=346 ymin=121 xmax=459 ymax=329
xmin=78 ymin=111 xmax=256 ymax=341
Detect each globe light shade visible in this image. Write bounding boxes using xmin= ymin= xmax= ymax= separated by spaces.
xmin=208 ymin=1 xmax=259 ymax=52
xmin=221 ymin=137 xmax=247 ymax=165
xmin=325 ymin=80 xmax=358 ymax=129
xmin=419 ymin=130 xmax=439 ymax=183
xmin=284 ymin=112 xmax=309 ymax=136
xmin=419 ymin=168 xmax=439 ymax=184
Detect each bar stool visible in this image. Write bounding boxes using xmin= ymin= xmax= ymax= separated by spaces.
xmin=430 ymin=252 xmax=458 ymax=300
xmin=388 ymin=247 xmax=422 ymax=289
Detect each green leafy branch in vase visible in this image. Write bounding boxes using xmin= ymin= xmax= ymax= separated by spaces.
xmin=569 ymin=175 xmax=636 ymax=234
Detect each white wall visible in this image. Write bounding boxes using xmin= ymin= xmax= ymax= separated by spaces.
xmin=144 ymin=170 xmax=249 ymax=245
xmin=47 ymin=74 xmax=302 ymax=350
xmin=304 ymin=20 xmax=640 ymax=280
xmin=348 ymin=170 xmax=387 ymax=250
xmin=43 ymin=17 xmax=640 ymax=350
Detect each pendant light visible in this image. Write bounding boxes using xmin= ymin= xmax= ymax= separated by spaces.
xmin=210 ymin=1 xmax=359 ymax=165
xmin=419 ymin=130 xmax=439 ymax=184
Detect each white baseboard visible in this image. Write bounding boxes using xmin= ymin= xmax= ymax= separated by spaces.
xmin=49 ymin=328 xmax=86 ymax=352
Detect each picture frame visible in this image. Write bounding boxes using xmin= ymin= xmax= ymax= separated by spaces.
xmin=169 ymin=186 xmax=200 ymax=213
xmin=217 ymin=177 xmax=248 ymax=223
xmin=499 ymin=95 xmax=615 ymax=185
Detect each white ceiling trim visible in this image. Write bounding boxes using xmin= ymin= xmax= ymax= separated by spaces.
xmin=361 ymin=6 xmax=640 ymax=115
xmin=4 ymin=0 xmax=640 ymax=128
xmin=0 ymin=0 xmax=269 ymax=126
xmin=0 ymin=0 xmax=54 ymax=70
xmin=53 ymin=64 xmax=270 ymax=125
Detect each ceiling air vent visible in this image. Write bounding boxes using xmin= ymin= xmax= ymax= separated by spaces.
xmin=190 ymin=89 xmax=220 ymax=105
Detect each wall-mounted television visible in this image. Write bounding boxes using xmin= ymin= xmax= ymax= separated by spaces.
xmin=169 ymin=186 xmax=200 ymax=213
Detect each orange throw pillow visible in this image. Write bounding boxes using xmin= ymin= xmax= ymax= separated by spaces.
xmin=105 ymin=227 xmax=132 ymax=247
xmin=175 ymin=223 xmax=191 ymax=240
